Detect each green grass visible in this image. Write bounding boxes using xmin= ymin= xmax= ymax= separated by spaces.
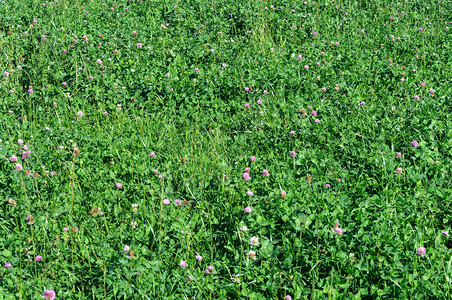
xmin=0 ymin=0 xmax=451 ymax=299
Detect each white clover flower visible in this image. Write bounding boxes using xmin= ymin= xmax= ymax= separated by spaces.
xmin=249 ymin=236 xmax=259 ymax=246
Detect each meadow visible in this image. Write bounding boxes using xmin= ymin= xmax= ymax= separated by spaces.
xmin=0 ymin=0 xmax=451 ymax=299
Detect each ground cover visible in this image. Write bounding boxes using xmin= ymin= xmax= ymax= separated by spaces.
xmin=0 ymin=0 xmax=451 ymax=298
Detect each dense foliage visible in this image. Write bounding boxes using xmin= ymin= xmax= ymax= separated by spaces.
xmin=0 ymin=0 xmax=451 ymax=298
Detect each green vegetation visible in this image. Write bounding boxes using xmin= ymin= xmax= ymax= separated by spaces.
xmin=0 ymin=0 xmax=451 ymax=298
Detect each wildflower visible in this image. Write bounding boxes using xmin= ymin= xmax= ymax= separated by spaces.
xmin=195 ymin=254 xmax=203 ymax=261
xmin=10 ymin=155 xmax=17 ymax=162
xmin=63 ymin=227 xmax=68 ymax=231
xmin=250 ymin=156 xmax=256 ymax=162
xmin=429 ymin=89 xmax=435 ymax=94
xmin=77 ymin=111 xmax=83 ymax=117
xmin=131 ymin=221 xmax=137 ymax=229
xmin=244 ymin=103 xmax=250 ymax=108
xmin=411 ymin=140 xmax=419 ymax=147
xmin=240 ymin=225 xmax=248 ymax=231
xmin=221 ymin=63 xmax=226 ymax=68
xmin=290 ymin=131 xmax=295 ymax=135
xmin=262 ymin=169 xmax=269 ymax=177
xmin=359 ymin=101 xmax=366 ymax=106
xmin=312 ymin=111 xmax=317 ymax=116
xmin=205 ymin=265 xmax=214 ymax=274
xmin=290 ymin=151 xmax=296 ymax=157
xmin=301 ymin=108 xmax=306 ymax=115
xmin=304 ymin=65 xmax=309 ymax=69
xmin=418 ymin=28 xmax=424 ymax=32
xmin=162 ymin=199 xmax=170 ymax=205
xmin=244 ymin=87 xmax=249 ymax=92
xmin=15 ymin=163 xmax=23 ymax=171
xmin=414 ymin=95 xmax=420 ymax=101
xmin=179 ymin=260 xmax=188 ymax=268
xmin=4 ymin=71 xmax=9 ymax=77
xmin=306 ymin=174 xmax=312 ymax=182
xmin=284 ymin=296 xmax=292 ymax=300
xmin=333 ymin=222 xmax=343 ymax=235
xmin=149 ymin=152 xmax=156 ymax=157
xmin=243 ymin=173 xmax=250 ymax=181
xmin=132 ymin=204 xmax=138 ymax=212
xmin=232 ymin=274 xmax=240 ymax=283
xmin=249 ymin=236 xmax=259 ymax=246
xmin=42 ymin=290 xmax=56 ymax=300
xmin=248 ymin=250 xmax=257 ymax=259
xmin=315 ymin=119 xmax=320 ymax=123
xmin=5 ymin=262 xmax=12 ymax=269
xmin=35 ymin=255 xmax=42 ymax=262
xmin=8 ymin=199 xmax=17 ymax=206
xmin=420 ymin=82 xmax=425 ymax=87
xmin=280 ymin=190 xmax=287 ymax=198
xmin=246 ymin=190 xmax=253 ymax=196
xmin=28 ymin=88 xmax=33 ymax=94
xmin=123 ymin=245 xmax=130 ymax=252
xmin=257 ymin=100 xmax=262 ymax=105
xmin=395 ymin=167 xmax=403 ymax=174
xmin=115 ymin=183 xmax=122 ymax=188
xmin=174 ymin=199 xmax=182 ymax=206
xmin=297 ymin=55 xmax=302 ymax=60
xmin=321 ymin=87 xmax=326 ymax=92
xmin=416 ymin=247 xmax=426 ymax=257
xmin=442 ymin=231 xmax=449 ymax=236
xmin=244 ymin=167 xmax=250 ymax=173
xmin=396 ymin=152 xmax=402 ymax=158
xmin=188 ymin=275 xmax=194 ymax=281
xmin=195 ymin=68 xmax=199 ymax=72
xmin=263 ymin=90 xmax=268 ymax=94
xmin=244 ymin=206 xmax=252 ymax=213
